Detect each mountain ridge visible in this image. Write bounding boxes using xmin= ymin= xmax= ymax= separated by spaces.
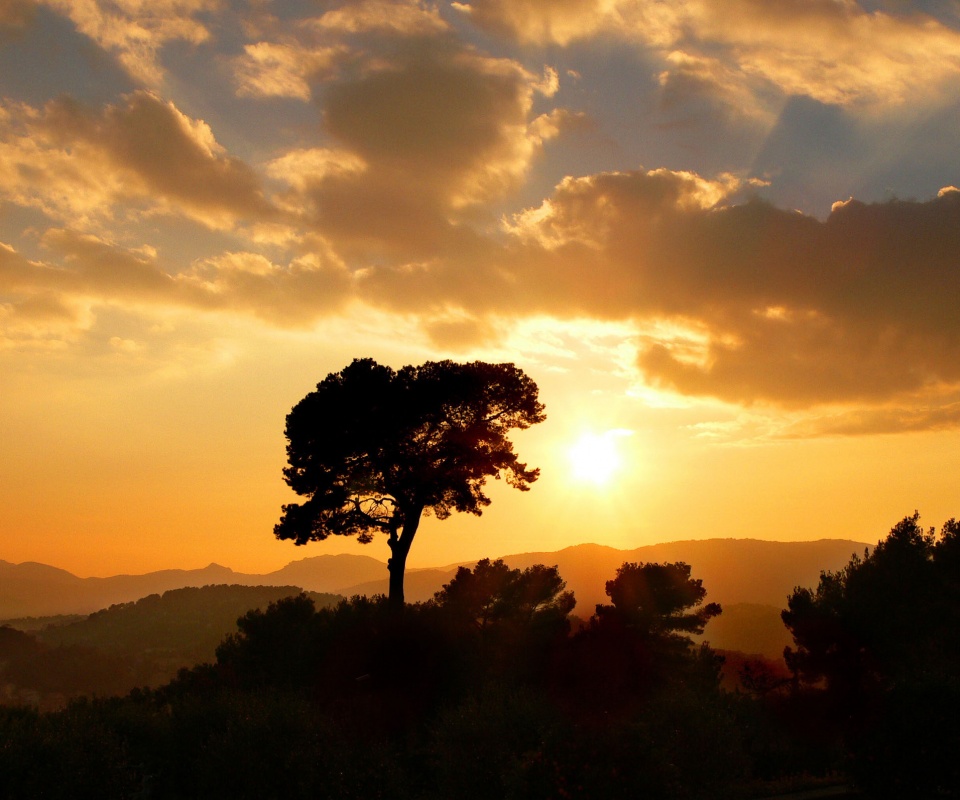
xmin=1 ymin=538 xmax=868 ymax=620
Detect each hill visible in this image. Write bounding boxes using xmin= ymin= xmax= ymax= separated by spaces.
xmin=1 ymin=584 xmax=342 ymax=707
xmin=338 ymin=538 xmax=867 ymax=612
xmin=0 ymin=556 xmax=383 ymax=618
xmin=36 ymin=584 xmax=342 ymax=662
xmin=1 ymin=539 xmax=867 ymax=623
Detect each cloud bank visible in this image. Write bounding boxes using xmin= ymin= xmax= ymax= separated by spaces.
xmin=3 ymin=0 xmax=960 ymax=435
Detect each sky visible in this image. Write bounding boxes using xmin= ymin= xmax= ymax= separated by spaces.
xmin=3 ymin=0 xmax=960 ymax=578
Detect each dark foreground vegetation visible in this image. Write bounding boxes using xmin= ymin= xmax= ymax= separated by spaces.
xmin=1 ymin=515 xmax=958 ymax=799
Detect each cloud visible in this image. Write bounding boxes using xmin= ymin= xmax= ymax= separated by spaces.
xmin=233 ymin=41 xmax=345 ymax=100
xmin=454 ymin=0 xmax=682 ymax=47
xmin=0 ymin=0 xmax=34 ymax=33
xmin=656 ymin=50 xmax=776 ymax=132
xmin=306 ymin=0 xmax=449 ymax=36
xmin=353 ymin=169 xmax=960 ymax=415
xmin=459 ymin=0 xmax=960 ymax=108
xmin=0 ymin=239 xmax=94 ymax=349
xmin=583 ymin=182 xmax=960 ymax=407
xmin=779 ymin=397 xmax=960 ymax=438
xmin=0 ymin=92 xmax=278 ymax=231
xmin=7 ymin=157 xmax=960 ymax=431
xmin=40 ymin=0 xmax=217 ymax=86
xmin=184 ymin=249 xmax=353 ymax=325
xmin=701 ymin=0 xmax=960 ymax=107
xmin=229 ymin=4 xmax=571 ymax=261
xmin=257 ymin=45 xmax=568 ymax=260
xmin=321 ymin=50 xmax=550 ymax=199
xmin=1 ymin=229 xmax=354 ymax=338
xmin=231 ymin=0 xmax=450 ymax=101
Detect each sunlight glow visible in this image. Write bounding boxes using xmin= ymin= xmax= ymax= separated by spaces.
xmin=568 ymin=430 xmax=631 ymax=485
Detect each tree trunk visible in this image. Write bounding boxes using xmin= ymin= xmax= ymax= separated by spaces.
xmin=387 ymin=507 xmax=422 ymax=608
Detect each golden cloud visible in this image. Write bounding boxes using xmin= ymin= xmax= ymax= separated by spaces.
xmin=460 ymin=0 xmax=960 ymax=108
xmin=233 ymin=42 xmax=345 ymax=100
xmin=0 ymin=92 xmax=278 ymax=231
xmin=7 ymin=159 xmax=960 ymax=428
xmin=308 ymin=0 xmax=449 ymax=36
xmin=265 ymin=45 xmax=569 ymax=260
xmin=232 ymin=0 xmax=452 ymax=102
xmin=454 ymin=0 xmax=682 ymax=47
xmin=1 ymin=230 xmax=354 ymax=337
xmin=351 ymin=170 xmax=960 ymax=412
xmin=40 ymin=0 xmax=217 ymax=86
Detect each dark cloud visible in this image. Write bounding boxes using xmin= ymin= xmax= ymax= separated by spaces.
xmin=355 ymin=171 xmax=960 ymax=410
xmin=0 ymin=0 xmax=35 ymax=34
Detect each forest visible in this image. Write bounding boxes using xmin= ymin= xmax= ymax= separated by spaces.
xmin=1 ymin=513 xmax=958 ymax=799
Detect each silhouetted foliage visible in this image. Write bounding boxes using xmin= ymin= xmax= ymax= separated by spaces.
xmin=6 ymin=556 xmax=865 ymax=798
xmin=782 ymin=512 xmax=960 ymax=796
xmin=275 ymin=358 xmax=545 ymax=604
xmin=432 ymin=558 xmax=574 ymax=632
xmin=430 ymin=559 xmax=575 ymax=684
xmin=212 ymin=592 xmax=466 ymax=729
xmin=554 ymin=562 xmax=724 ymax=722
xmin=597 ymin=561 xmax=722 ymax=642
xmin=0 ymin=626 xmax=137 ymax=705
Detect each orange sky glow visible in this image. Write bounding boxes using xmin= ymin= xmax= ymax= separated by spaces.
xmin=2 ymin=0 xmax=960 ymax=577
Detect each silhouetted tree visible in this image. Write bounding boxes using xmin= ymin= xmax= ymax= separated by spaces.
xmin=558 ymin=562 xmax=722 ymax=719
xmin=432 ymin=558 xmax=575 ymax=632
xmin=782 ymin=512 xmax=960 ymax=796
xmin=431 ymin=559 xmax=575 ymax=684
xmin=782 ymin=512 xmax=960 ymax=694
xmin=275 ymin=358 xmax=545 ymax=605
xmin=596 ymin=561 xmax=722 ymax=643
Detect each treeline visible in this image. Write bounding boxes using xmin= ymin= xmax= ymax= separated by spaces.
xmin=0 ymin=585 xmax=341 ymax=706
xmin=1 ymin=515 xmax=958 ymax=798
xmin=781 ymin=513 xmax=960 ymax=797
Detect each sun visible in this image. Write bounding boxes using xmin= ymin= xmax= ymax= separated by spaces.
xmin=568 ymin=431 xmax=626 ymax=486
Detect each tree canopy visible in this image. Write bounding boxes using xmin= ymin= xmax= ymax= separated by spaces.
xmin=783 ymin=512 xmax=960 ymax=691
xmin=432 ymin=558 xmax=575 ymax=632
xmin=275 ymin=358 xmax=546 ymax=604
xmin=596 ymin=561 xmax=722 ymax=642
xmin=782 ymin=512 xmax=960 ymax=796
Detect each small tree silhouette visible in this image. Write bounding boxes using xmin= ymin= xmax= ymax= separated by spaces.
xmin=597 ymin=561 xmax=722 ymax=643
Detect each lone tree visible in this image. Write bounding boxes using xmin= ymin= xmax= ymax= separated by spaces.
xmin=275 ymin=358 xmax=546 ymax=606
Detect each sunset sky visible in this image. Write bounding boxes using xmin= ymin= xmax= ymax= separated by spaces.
xmin=3 ymin=0 xmax=960 ymax=578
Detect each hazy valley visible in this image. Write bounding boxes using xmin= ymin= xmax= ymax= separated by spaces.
xmin=1 ymin=536 xmax=868 ymax=704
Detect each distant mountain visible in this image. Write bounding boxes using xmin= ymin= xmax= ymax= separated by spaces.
xmin=0 ymin=557 xmax=375 ymax=619
xmin=338 ymin=567 xmax=460 ymax=602
xmin=0 ymin=561 xmax=90 ymax=618
xmin=261 ymin=554 xmax=386 ymax=593
xmin=0 ymin=560 xmax=249 ymax=618
xmin=0 ymin=538 xmax=868 ymax=622
xmin=336 ymin=538 xmax=868 ymax=614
